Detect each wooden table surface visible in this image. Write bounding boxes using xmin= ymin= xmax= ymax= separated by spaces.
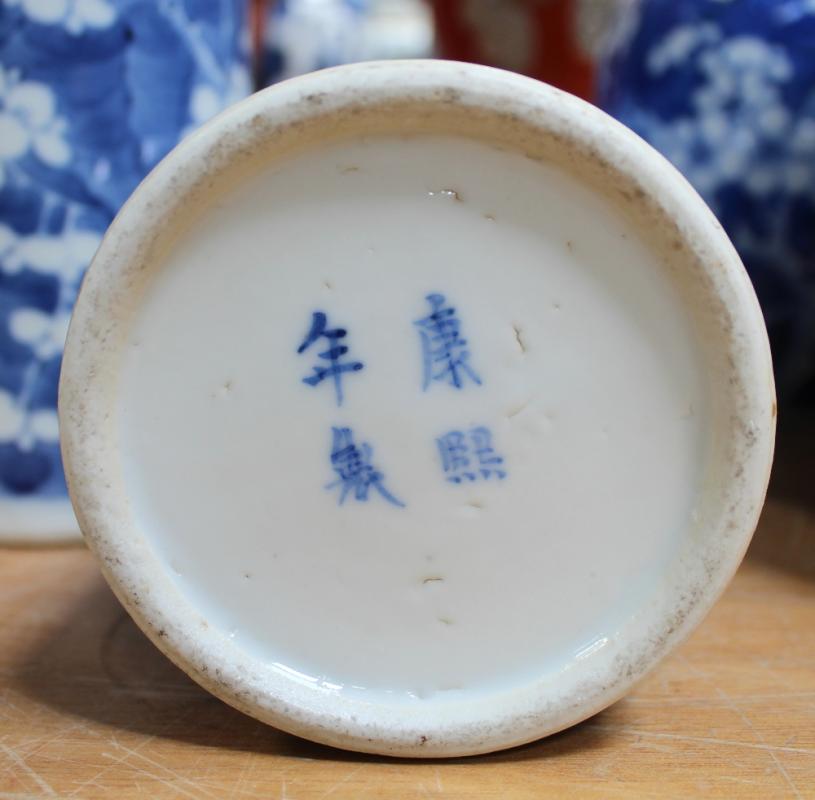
xmin=2 ymin=418 xmax=814 ymax=799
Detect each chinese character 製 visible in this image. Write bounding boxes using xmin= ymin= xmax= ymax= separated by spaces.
xmin=326 ymin=427 xmax=405 ymax=507
xmin=297 ymin=311 xmax=363 ymax=406
xmin=414 ymin=293 xmax=482 ymax=391
xmin=437 ymin=426 xmax=506 ymax=483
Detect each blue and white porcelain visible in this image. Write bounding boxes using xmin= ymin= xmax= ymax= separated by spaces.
xmin=0 ymin=0 xmax=249 ymax=541
xmin=599 ymin=0 xmax=815 ymax=399
xmin=58 ymin=59 xmax=775 ymax=758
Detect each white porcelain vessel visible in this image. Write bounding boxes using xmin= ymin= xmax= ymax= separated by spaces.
xmin=59 ymin=61 xmax=775 ymax=757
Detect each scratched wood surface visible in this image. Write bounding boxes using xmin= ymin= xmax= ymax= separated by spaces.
xmin=2 ymin=417 xmax=815 ymax=799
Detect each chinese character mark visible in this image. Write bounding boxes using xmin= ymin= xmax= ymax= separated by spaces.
xmin=326 ymin=427 xmax=405 ymax=507
xmin=414 ymin=293 xmax=482 ymax=391
xmin=437 ymin=426 xmax=506 ymax=484
xmin=297 ymin=311 xmax=363 ymax=406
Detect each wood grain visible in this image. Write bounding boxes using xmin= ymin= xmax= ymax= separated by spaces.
xmin=1 ymin=419 xmax=814 ymax=799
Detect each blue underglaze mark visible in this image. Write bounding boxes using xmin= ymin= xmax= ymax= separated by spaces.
xmin=297 ymin=311 xmax=363 ymax=407
xmin=414 ymin=293 xmax=481 ymax=391
xmin=326 ymin=427 xmax=405 ymax=507
xmin=437 ymin=426 xmax=506 ymax=484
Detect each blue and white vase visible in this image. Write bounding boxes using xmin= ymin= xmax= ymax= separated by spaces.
xmin=599 ymin=0 xmax=815 ymax=400
xmin=0 ymin=0 xmax=249 ymax=540
xmin=258 ymin=0 xmax=433 ymax=87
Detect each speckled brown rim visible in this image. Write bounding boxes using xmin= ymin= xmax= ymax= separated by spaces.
xmin=59 ymin=61 xmax=775 ymax=757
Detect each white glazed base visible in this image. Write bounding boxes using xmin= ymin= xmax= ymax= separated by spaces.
xmin=118 ymin=134 xmax=705 ymax=701
xmin=59 ymin=61 xmax=775 ymax=757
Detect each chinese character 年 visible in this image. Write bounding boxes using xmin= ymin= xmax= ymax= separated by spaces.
xmin=297 ymin=311 xmax=363 ymax=406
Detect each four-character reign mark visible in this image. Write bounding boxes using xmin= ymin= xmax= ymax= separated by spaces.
xmin=298 ymin=296 xmax=505 ymax=508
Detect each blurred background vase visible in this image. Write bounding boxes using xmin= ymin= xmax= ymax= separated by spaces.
xmin=254 ymin=0 xmax=433 ymax=87
xmin=599 ymin=0 xmax=815 ymax=401
xmin=0 ymin=0 xmax=249 ymax=541
xmin=428 ymin=0 xmax=604 ymax=100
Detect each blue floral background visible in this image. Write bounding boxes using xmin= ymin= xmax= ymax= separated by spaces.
xmin=0 ymin=0 xmax=248 ymax=507
xmin=600 ymin=0 xmax=815 ymax=398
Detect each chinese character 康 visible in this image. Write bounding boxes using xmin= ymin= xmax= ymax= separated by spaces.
xmin=326 ymin=427 xmax=405 ymax=507
xmin=297 ymin=311 xmax=363 ymax=406
xmin=414 ymin=293 xmax=482 ymax=391
xmin=437 ymin=426 xmax=506 ymax=483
